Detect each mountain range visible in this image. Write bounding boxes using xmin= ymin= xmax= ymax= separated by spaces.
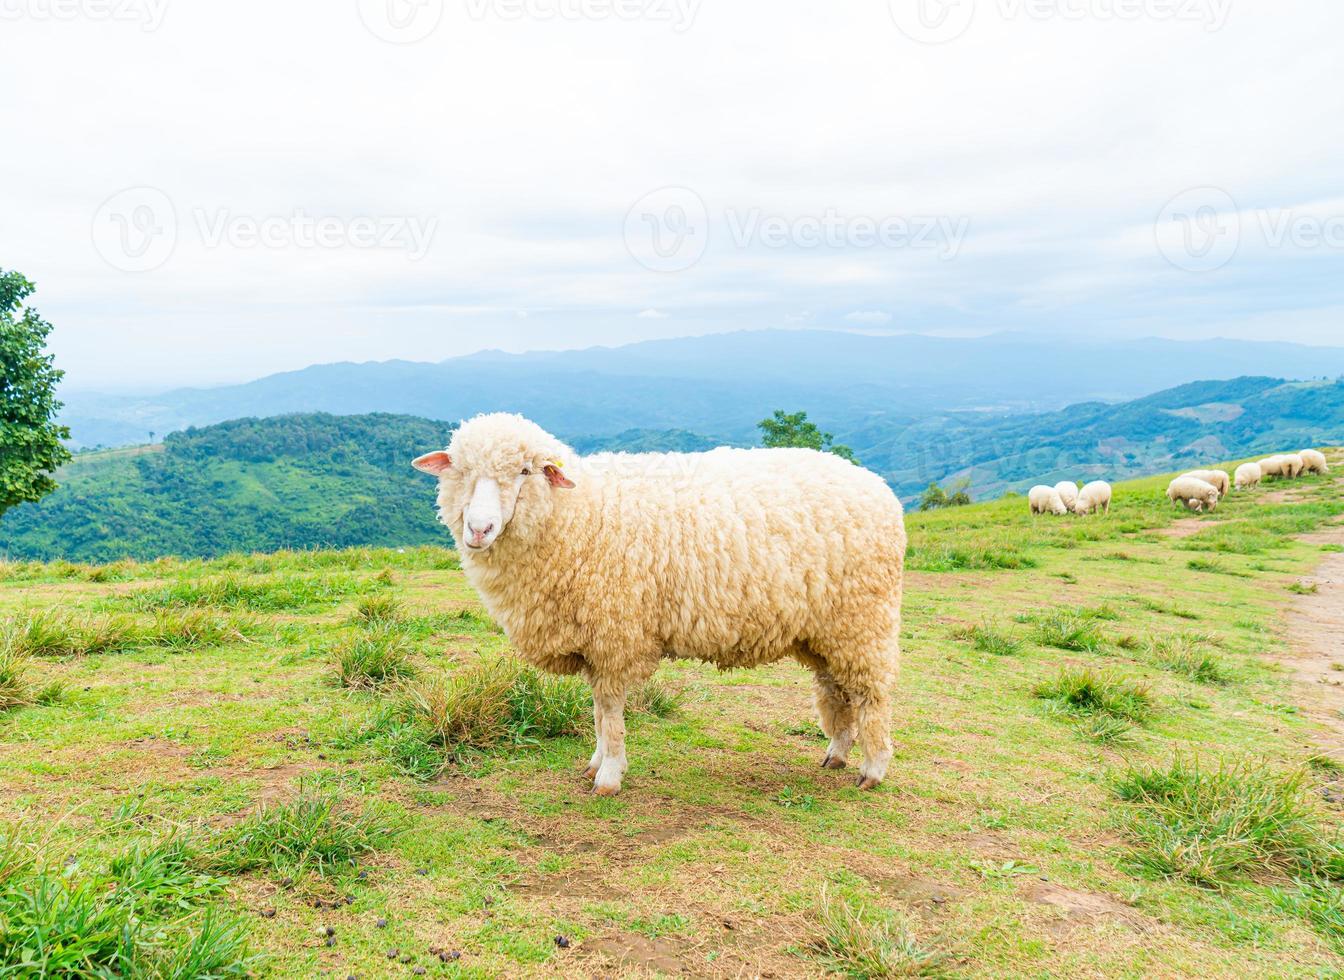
xmin=60 ymin=330 xmax=1344 ymax=451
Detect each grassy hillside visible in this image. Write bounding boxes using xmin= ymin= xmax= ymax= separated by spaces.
xmin=2 ymin=457 xmax=1344 ymax=975
xmin=865 ymin=376 xmax=1344 ymax=497
xmin=0 ymin=413 xmax=457 ymax=562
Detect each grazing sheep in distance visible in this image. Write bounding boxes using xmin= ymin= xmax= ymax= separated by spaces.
xmin=1182 ymin=469 xmax=1230 ymax=497
xmin=412 ymin=413 xmax=906 ymax=796
xmin=1281 ymin=453 xmax=1305 ymax=478
xmin=1029 ymin=485 xmax=1068 ymax=516
xmin=1234 ymin=462 xmax=1262 ymax=490
xmin=1300 ymin=449 xmax=1329 ymax=475
xmin=1259 ymin=456 xmax=1286 ymax=478
xmin=1053 ymin=481 xmax=1079 ymax=510
xmin=1073 ymin=480 xmax=1112 ymax=515
xmin=1168 ymin=475 xmax=1220 ymax=513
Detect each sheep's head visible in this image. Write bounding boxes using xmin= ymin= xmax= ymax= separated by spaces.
xmin=1050 ymin=494 xmax=1068 ymax=516
xmin=412 ymin=413 xmax=575 ymax=554
xmin=1203 ymin=486 xmax=1221 ymax=510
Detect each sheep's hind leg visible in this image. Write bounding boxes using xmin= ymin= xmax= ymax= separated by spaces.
xmin=853 ymin=678 xmax=895 ymax=791
xmin=591 ymin=678 xmax=628 ymax=796
xmin=813 ymin=671 xmax=856 ymax=770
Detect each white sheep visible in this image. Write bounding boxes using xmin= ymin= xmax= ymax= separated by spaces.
xmin=1029 ymin=485 xmax=1068 ymax=516
xmin=1182 ymin=469 xmax=1230 ymax=497
xmin=1053 ymin=481 xmax=1079 ymax=510
xmin=1299 ymin=449 xmax=1329 ymax=475
xmin=1072 ymin=480 xmax=1112 ymax=515
xmin=1168 ymin=475 xmax=1220 ymax=513
xmin=1234 ymin=462 xmax=1262 ymax=490
xmin=413 ymin=413 xmax=906 ymax=796
xmin=1281 ymin=453 xmax=1305 ymax=478
xmin=1259 ymin=455 xmax=1286 ymax=478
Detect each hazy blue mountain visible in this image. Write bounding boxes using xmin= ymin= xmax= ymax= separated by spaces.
xmin=59 ymin=330 xmax=1344 ymax=450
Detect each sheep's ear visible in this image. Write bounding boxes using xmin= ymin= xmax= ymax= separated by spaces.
xmin=412 ymin=451 xmax=452 ymax=475
xmin=543 ymin=463 xmax=575 ymax=489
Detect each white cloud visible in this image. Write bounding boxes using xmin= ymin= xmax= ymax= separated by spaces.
xmin=844 ymin=310 xmax=893 ymax=326
xmin=1 ymin=0 xmax=1341 ymax=387
xmin=636 ymin=308 xmax=669 ymax=319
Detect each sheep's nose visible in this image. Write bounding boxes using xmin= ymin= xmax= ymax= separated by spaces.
xmin=467 ymin=522 xmax=494 ymax=543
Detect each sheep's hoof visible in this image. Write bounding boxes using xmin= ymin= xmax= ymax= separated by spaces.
xmin=854 ymin=775 xmax=882 ymax=790
xmin=821 ymin=755 xmax=847 ymax=770
xmin=582 ymin=764 xmax=598 ymax=780
xmin=593 ymin=783 xmax=621 ymax=797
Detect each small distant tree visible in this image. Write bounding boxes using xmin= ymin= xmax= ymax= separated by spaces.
xmin=757 ymin=410 xmax=856 ymax=463
xmin=919 ymin=477 xmax=971 ymax=511
xmin=1 ymin=270 xmax=71 ymax=518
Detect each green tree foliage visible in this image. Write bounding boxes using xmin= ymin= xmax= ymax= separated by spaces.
xmin=918 ymin=478 xmax=972 ymax=511
xmin=0 ymin=270 xmax=71 ymax=517
xmin=757 ymin=410 xmax=857 ymax=463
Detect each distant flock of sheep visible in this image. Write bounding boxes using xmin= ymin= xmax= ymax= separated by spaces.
xmin=1028 ymin=479 xmax=1113 ymax=516
xmin=1029 ymin=449 xmax=1330 ymax=518
xmin=1167 ymin=449 xmax=1329 ymax=512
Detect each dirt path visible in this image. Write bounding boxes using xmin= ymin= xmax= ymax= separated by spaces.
xmin=1283 ymin=485 xmax=1344 ymax=757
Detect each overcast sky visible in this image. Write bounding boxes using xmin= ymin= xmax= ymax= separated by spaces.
xmin=3 ymin=0 xmax=1342 ymax=390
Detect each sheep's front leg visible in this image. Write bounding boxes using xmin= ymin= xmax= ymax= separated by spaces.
xmin=583 ymin=696 xmax=605 ymax=780
xmin=591 ymin=678 xmax=628 ymax=796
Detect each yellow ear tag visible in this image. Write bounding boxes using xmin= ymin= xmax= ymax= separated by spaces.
xmin=547 ymin=458 xmax=564 ymax=469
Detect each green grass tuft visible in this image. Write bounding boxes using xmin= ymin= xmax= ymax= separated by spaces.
xmin=953 ymin=621 xmax=1022 ymax=657
xmin=333 ymin=626 xmax=415 ymax=689
xmin=1113 ymin=756 xmax=1337 ymax=886
xmin=351 ymin=593 xmax=403 ymax=625
xmin=1033 ymin=667 xmax=1153 ymax=722
xmin=1148 ymin=635 xmax=1233 ymax=685
xmin=809 ymin=887 xmax=947 ymax=978
xmin=209 ymin=783 xmax=403 ymax=877
xmin=1031 ymin=611 xmax=1105 ymax=653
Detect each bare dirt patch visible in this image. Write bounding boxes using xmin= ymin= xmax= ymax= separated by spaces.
xmin=1157 ymin=518 xmax=1207 ymax=540
xmin=1019 ymin=881 xmax=1136 ymax=937
xmin=581 ymin=933 xmax=695 ymax=975
xmin=1280 ymin=526 xmax=1344 ymax=754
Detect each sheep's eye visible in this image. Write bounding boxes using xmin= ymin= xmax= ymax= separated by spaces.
xmin=521 ymin=467 xmax=531 ymax=477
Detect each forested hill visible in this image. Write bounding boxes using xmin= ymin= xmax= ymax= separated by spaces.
xmin=5 ymin=376 xmax=1344 ymax=562
xmin=0 ymin=414 xmax=457 ymax=562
